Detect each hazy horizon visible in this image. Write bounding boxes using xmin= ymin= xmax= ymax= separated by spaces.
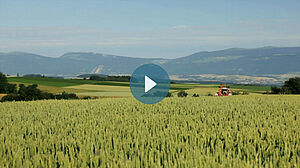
xmin=1 ymin=0 xmax=300 ymax=58
xmin=2 ymin=46 xmax=300 ymax=59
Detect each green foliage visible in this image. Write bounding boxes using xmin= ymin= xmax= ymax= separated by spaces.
xmin=1 ymin=84 xmax=54 ymax=102
xmin=0 ymin=96 xmax=299 ymax=167
xmin=0 ymin=94 xmax=21 ymax=102
xmin=283 ymin=77 xmax=300 ymax=94
xmin=177 ymin=90 xmax=188 ymax=97
xmin=18 ymin=84 xmax=41 ymax=100
xmin=232 ymin=91 xmax=249 ymax=95
xmin=207 ymin=93 xmax=213 ymax=96
xmin=0 ymin=72 xmax=8 ymax=93
xmin=232 ymin=91 xmax=241 ymax=95
xmin=166 ymin=92 xmax=173 ymax=97
xmin=0 ymin=73 xmax=17 ymax=94
xmin=271 ymin=86 xmax=282 ymax=94
xmin=1 ymin=84 xmax=78 ymax=102
xmin=82 ymin=96 xmax=92 ymax=100
xmin=90 ymin=75 xmax=131 ymax=82
xmin=23 ymin=74 xmax=43 ymax=78
xmin=192 ymin=93 xmax=199 ymax=97
xmin=269 ymin=77 xmax=300 ymax=94
xmin=55 ymin=91 xmax=78 ymax=100
xmin=5 ymin=84 xmax=17 ymax=94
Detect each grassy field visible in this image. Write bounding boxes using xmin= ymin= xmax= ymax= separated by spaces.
xmin=7 ymin=77 xmax=271 ymax=97
xmin=8 ymin=77 xmax=130 ymax=87
xmin=65 ymin=84 xmax=132 ymax=97
xmin=8 ymin=77 xmax=133 ymax=96
xmin=0 ymin=95 xmax=299 ymax=167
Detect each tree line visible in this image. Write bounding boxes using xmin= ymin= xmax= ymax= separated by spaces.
xmin=0 ymin=72 xmax=82 ymax=102
xmin=269 ymin=77 xmax=300 ymax=94
xmin=89 ymin=75 xmax=130 ymax=82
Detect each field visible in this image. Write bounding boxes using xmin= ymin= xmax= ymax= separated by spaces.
xmin=2 ymin=77 xmax=298 ymax=167
xmin=0 ymin=95 xmax=300 ymax=167
xmin=65 ymin=84 xmax=132 ymax=97
xmin=7 ymin=77 xmax=271 ymax=97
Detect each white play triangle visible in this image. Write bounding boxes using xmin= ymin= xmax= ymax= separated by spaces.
xmin=145 ymin=76 xmax=157 ymax=93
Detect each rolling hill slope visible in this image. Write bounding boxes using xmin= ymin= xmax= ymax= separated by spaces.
xmin=163 ymin=47 xmax=300 ymax=75
xmin=0 ymin=47 xmax=299 ymax=76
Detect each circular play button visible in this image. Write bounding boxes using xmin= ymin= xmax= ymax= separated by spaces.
xmin=130 ymin=64 xmax=170 ymax=104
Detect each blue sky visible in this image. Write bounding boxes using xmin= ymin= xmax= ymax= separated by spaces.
xmin=1 ymin=0 xmax=300 ymax=58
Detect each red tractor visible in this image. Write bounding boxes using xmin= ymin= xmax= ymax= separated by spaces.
xmin=215 ymin=84 xmax=232 ymax=96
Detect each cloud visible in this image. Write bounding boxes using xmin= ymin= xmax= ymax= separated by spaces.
xmin=171 ymin=25 xmax=189 ymax=30
xmin=0 ymin=20 xmax=300 ymax=58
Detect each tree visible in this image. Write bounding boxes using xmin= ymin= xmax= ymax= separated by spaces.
xmin=82 ymin=96 xmax=91 ymax=99
xmin=55 ymin=91 xmax=78 ymax=100
xmin=192 ymin=93 xmax=199 ymax=97
xmin=207 ymin=93 xmax=213 ymax=96
xmin=17 ymin=84 xmax=41 ymax=101
xmin=0 ymin=72 xmax=8 ymax=93
xmin=282 ymin=77 xmax=300 ymax=94
xmin=5 ymin=84 xmax=17 ymax=94
xmin=90 ymin=76 xmax=106 ymax=81
xmin=0 ymin=94 xmax=21 ymax=102
xmin=166 ymin=92 xmax=173 ymax=97
xmin=177 ymin=90 xmax=188 ymax=97
xmin=0 ymin=83 xmax=81 ymax=102
xmin=271 ymin=86 xmax=281 ymax=94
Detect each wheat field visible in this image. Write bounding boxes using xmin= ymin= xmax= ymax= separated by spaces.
xmin=0 ymin=95 xmax=299 ymax=167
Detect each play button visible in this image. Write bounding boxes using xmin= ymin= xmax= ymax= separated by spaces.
xmin=145 ymin=76 xmax=156 ymax=93
xmin=130 ymin=64 xmax=170 ymax=104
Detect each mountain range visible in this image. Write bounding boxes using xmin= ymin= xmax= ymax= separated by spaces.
xmin=0 ymin=47 xmax=300 ymax=76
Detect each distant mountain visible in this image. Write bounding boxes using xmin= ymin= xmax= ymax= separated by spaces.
xmin=0 ymin=47 xmax=300 ymax=76
xmin=0 ymin=52 xmax=167 ymax=75
xmin=59 ymin=52 xmax=167 ymax=75
xmin=163 ymin=47 xmax=300 ymax=75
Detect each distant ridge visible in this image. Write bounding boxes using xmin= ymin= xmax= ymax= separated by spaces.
xmin=0 ymin=47 xmax=300 ymax=76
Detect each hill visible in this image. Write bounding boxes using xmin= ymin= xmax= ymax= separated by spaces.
xmin=163 ymin=47 xmax=300 ymax=75
xmin=0 ymin=47 xmax=300 ymax=76
xmin=0 ymin=52 xmax=166 ymax=75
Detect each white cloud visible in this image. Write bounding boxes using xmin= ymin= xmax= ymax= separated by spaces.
xmin=0 ymin=20 xmax=300 ymax=58
xmin=171 ymin=25 xmax=189 ymax=30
